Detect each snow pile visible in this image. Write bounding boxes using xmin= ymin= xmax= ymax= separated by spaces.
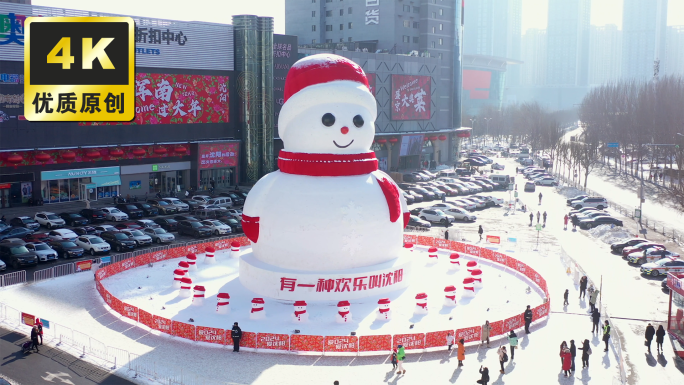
xmin=557 ymin=185 xmax=586 ymax=198
xmin=588 ymin=224 xmax=632 ymax=244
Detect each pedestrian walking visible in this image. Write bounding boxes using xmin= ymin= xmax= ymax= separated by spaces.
xmin=446 ymin=331 xmax=454 ymax=351
xmin=659 ymin=172 xmax=664 ymax=181
xmin=481 ymin=320 xmax=492 ymax=347
xmin=543 ymin=211 xmax=547 ymax=225
xmin=564 ymin=214 xmax=569 ymax=230
xmin=563 ymin=289 xmax=569 ymax=306
xmin=579 ymin=276 xmax=588 ymax=299
xmin=591 ymin=308 xmax=601 ymax=333
xmin=589 ymin=288 xmax=600 ymax=313
xmin=442 ymin=194 xmax=446 ymax=203
xmin=457 ymin=338 xmax=465 ymax=367
xmin=477 ymin=366 xmax=490 ymax=385
xmin=645 ymin=323 xmax=655 ymax=353
xmin=390 ymin=349 xmax=398 ymax=370
xmin=85 ymin=199 xmax=90 ymax=209
xmin=578 ymin=339 xmax=591 ymax=368
xmin=559 ymin=341 xmax=568 ymax=366
xmin=524 ymin=305 xmax=533 ymax=333
xmin=538 ymin=192 xmax=543 ymax=204
xmin=478 ymin=225 xmax=484 ymax=241
xmin=569 ymin=340 xmax=577 ymax=372
xmin=571 ymin=214 xmax=579 ymax=230
xmin=536 ymin=211 xmax=540 ymax=224
xmin=656 ymin=325 xmax=666 ymax=352
xmin=561 ymin=347 xmax=572 ymax=377
xmin=515 ymin=167 xmax=518 ymax=173
xmin=35 ymin=318 xmax=43 ymax=345
xmin=602 ymin=320 xmax=611 ymax=352
xmin=396 ymin=344 xmax=406 ymax=375
xmin=30 ymin=325 xmax=40 ymax=352
xmin=649 ymin=173 xmax=653 ymax=181
xmin=508 ymin=330 xmax=518 ymax=359
xmin=529 ymin=212 xmax=534 ymax=225
xmin=231 ymin=322 xmax=242 ymax=352
xmin=497 ymin=345 xmax=508 ymax=374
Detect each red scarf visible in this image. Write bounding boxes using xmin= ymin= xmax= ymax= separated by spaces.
xmin=294 ymin=310 xmax=307 ymax=317
xmin=417 ymin=302 xmax=427 ymax=309
xmin=251 ymin=307 xmax=264 ymax=313
xmin=338 ymin=311 xmax=350 ymax=317
xmin=450 ymin=261 xmax=460 ymax=264
xmin=429 ymin=254 xmax=438 ymax=258
xmin=278 ymin=151 xmax=378 ymax=176
xmin=379 ymin=308 xmax=390 ymax=313
xmin=445 ymin=295 xmax=456 ymax=300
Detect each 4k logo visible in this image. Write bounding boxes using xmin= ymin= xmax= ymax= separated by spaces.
xmin=24 ymin=17 xmax=134 ymax=121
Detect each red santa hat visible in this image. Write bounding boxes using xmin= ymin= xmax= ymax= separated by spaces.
xmin=378 ymin=298 xmax=391 ymax=305
xmin=205 ymin=246 xmax=215 ymax=253
xmin=463 ymin=277 xmax=475 ymax=284
xmin=471 ymin=269 xmax=483 ymax=277
xmin=186 ymin=253 xmax=197 ymax=260
xmin=178 ymin=261 xmax=189 ymax=268
xmin=450 ymin=253 xmax=460 ymax=260
xmin=217 ymin=293 xmax=230 ymax=299
xmin=404 ymin=243 xmax=414 ymax=249
xmin=231 ymin=241 xmax=241 ymax=248
xmin=252 ymin=298 xmax=265 ymax=304
xmin=466 ymin=261 xmax=478 ymax=268
xmin=415 ymin=293 xmax=428 ymax=300
xmin=337 ymin=300 xmax=351 ymax=307
xmin=428 ymin=247 xmax=438 ymax=253
xmin=444 ymin=285 xmax=456 ymax=293
xmin=293 ymin=300 xmax=308 ymax=307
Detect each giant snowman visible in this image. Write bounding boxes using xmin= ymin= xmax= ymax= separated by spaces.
xmin=240 ymin=54 xmax=411 ymax=300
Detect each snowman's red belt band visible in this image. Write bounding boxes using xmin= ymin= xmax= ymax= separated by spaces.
xmin=278 ymin=151 xmax=378 ymax=176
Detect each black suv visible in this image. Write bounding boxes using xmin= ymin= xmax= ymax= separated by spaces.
xmin=177 ymin=220 xmax=212 ymax=238
xmin=59 ymin=212 xmax=89 ymax=226
xmin=48 ymin=240 xmax=85 ymax=259
xmin=116 ymin=204 xmax=144 ymax=219
xmin=0 ymin=242 xmax=39 ymax=269
xmin=222 ymin=218 xmax=243 ymax=233
xmin=100 ymin=231 xmax=137 ymax=252
xmin=80 ymin=209 xmax=107 ymax=223
xmin=132 ymin=203 xmax=159 ymax=217
xmin=9 ymin=216 xmax=40 ymax=231
xmin=153 ymin=218 xmax=178 ymax=232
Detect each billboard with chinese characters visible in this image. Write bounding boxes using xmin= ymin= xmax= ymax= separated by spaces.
xmin=198 ymin=142 xmax=239 ymax=170
xmin=79 ymin=73 xmax=229 ymax=126
xmin=365 ymin=0 xmax=380 ymax=25
xmin=463 ymin=70 xmax=492 ymax=100
xmin=0 ymin=60 xmax=24 ymax=126
xmin=273 ymin=34 xmax=298 ymax=137
xmin=391 ymin=75 xmax=431 ymax=120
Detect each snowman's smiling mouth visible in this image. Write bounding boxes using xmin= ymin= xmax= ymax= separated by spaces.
xmin=333 ymin=140 xmax=354 ymax=148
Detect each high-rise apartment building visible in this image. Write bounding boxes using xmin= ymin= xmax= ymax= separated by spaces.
xmin=621 ymin=0 xmax=668 ymax=81
xmin=545 ymin=0 xmax=590 ymax=86
xmin=588 ymin=25 xmax=622 ymax=85
xmin=665 ymin=26 xmax=684 ymax=76
xmin=520 ymin=28 xmax=547 ymax=86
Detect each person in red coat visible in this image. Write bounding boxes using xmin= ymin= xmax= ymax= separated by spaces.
xmin=561 ymin=347 xmax=572 ymax=377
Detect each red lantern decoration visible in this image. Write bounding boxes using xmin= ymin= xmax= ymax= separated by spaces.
xmin=388 ymin=138 xmax=399 ymax=144
xmin=109 ymin=148 xmax=124 ymax=157
xmin=6 ymin=153 xmax=23 ymax=165
xmin=35 ymin=152 xmax=51 ymax=163
xmin=438 ymin=135 xmax=447 ymax=141
xmin=429 ymin=136 xmax=438 ymax=141
xmin=174 ymin=146 xmax=187 ymax=154
xmin=423 ymin=136 xmax=429 ymax=141
xmin=61 ymin=150 xmax=76 ymax=161
xmin=376 ymin=139 xmax=387 ymax=144
xmin=153 ymin=147 xmax=168 ymax=155
xmin=85 ymin=150 xmax=101 ymax=159
xmin=131 ymin=148 xmax=147 ymax=157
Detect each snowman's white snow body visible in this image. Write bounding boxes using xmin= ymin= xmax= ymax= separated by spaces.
xmin=427 ymin=248 xmax=438 ymax=265
xmin=336 ymin=303 xmax=352 ymax=324
xmin=444 ymin=288 xmax=457 ymax=307
xmin=242 ymin=54 xmax=408 ymax=272
xmin=292 ymin=305 xmax=309 ymax=323
xmin=414 ymin=298 xmax=428 ymax=315
xmin=250 ymin=302 xmax=266 ymax=320
xmin=449 ymin=254 xmax=461 ymax=272
xmin=376 ymin=302 xmax=392 ymax=321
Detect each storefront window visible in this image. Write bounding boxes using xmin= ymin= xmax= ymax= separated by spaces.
xmin=671 ymin=290 xmax=684 ymax=341
xmin=70 ymin=179 xmax=80 ymax=201
xmin=199 ymin=168 xmax=234 ymax=191
xmin=48 ymin=180 xmax=59 ymax=203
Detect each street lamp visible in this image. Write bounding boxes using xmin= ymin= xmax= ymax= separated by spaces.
xmin=469 ymin=118 xmax=476 ymax=149
xmin=483 ymin=118 xmax=492 ymax=148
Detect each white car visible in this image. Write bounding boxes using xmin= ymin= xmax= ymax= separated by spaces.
xmin=100 ymin=207 xmax=129 ymax=222
xmin=461 ymin=197 xmax=486 ymax=209
xmin=200 ymin=220 xmax=232 ymax=235
xmin=535 ymin=177 xmax=558 ymax=186
xmin=47 ymin=229 xmax=79 ymax=241
xmin=75 ymin=235 xmax=111 ymax=256
xmin=93 ymin=225 xmax=117 ymax=235
xmin=627 ymin=247 xmax=680 ymax=265
xmin=135 ymin=219 xmax=160 ymax=229
xmin=433 ymin=206 xmax=477 ymax=222
xmin=34 ymin=212 xmax=66 ymax=229
xmin=142 ymin=227 xmax=176 ymax=244
xmin=571 ymin=197 xmax=608 ymax=210
xmin=417 ymin=209 xmax=455 ymax=225
xmin=26 ymin=242 xmax=58 ymax=261
xmin=162 ymin=197 xmax=190 ymax=212
xmin=120 ymin=230 xmax=152 ymax=246
xmin=453 ymin=199 xmax=477 ymax=211
xmin=191 ymin=195 xmax=212 ymax=204
xmin=223 ymin=208 xmax=243 ymax=221
xmin=473 ymin=195 xmax=504 ymax=207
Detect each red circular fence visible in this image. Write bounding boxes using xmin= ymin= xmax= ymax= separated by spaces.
xmin=95 ymin=235 xmax=550 ymax=354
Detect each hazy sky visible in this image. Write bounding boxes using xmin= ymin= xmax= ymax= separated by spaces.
xmin=32 ymin=0 xmax=684 ymax=35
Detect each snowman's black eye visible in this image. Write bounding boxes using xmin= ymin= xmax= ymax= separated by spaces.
xmin=322 ymin=113 xmax=335 ymax=127
xmin=353 ymin=114 xmax=364 ymax=128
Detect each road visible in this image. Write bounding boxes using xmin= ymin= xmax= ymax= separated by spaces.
xmin=0 ymin=326 xmax=134 ymax=385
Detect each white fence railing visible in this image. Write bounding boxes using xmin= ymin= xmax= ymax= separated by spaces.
xmin=0 ymin=270 xmax=26 ymax=287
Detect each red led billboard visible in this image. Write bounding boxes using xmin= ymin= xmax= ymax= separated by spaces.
xmin=391 ymin=75 xmax=431 ymax=120
xmin=462 ymin=70 xmax=492 ymax=100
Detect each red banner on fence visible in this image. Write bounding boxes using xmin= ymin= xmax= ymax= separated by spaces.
xmin=434 ymin=238 xmax=451 ymax=250
xmin=359 ymin=335 xmax=392 ymax=352
xmin=109 ymin=296 xmax=125 ymax=316
xmin=479 ymin=248 xmax=494 ymax=262
xmin=534 ymin=303 xmax=550 ymax=319
xmin=290 ymin=334 xmax=324 ymax=352
xmin=503 ymin=314 xmax=525 ymax=332
xmin=416 ymin=236 xmax=436 ymax=248
xmin=425 ymin=330 xmax=453 ymax=349
xmin=136 ymin=251 xmax=170 ymax=266
xmin=492 ymin=251 xmax=510 ymax=266
xmin=455 ymin=326 xmax=481 ymax=343
xmin=171 ymin=321 xmax=196 ymax=341
xmin=393 ymin=333 xmax=425 ymax=350
xmin=257 ymin=333 xmax=289 ymax=350
xmin=451 ymin=241 xmax=466 ymax=253
xmin=152 ymin=315 xmax=172 ymax=334
xmin=489 ymin=320 xmax=504 ymax=337
xmin=464 ymin=244 xmax=480 ymax=257
xmin=21 ymin=312 xmax=35 ymax=326
xmin=196 ymin=326 xmax=227 ymax=345
xmin=121 ymin=303 xmax=139 ymax=322
xmin=403 ymin=234 xmax=418 ymax=245
xmin=119 ymin=257 xmax=139 ymax=272
xmin=511 ymin=260 xmax=529 ymax=275
xmin=240 ymin=331 xmax=257 ymax=349
xmin=138 ymin=309 xmax=155 ymax=330
xmin=75 ymin=259 xmax=93 ymax=271
xmin=324 ymin=336 xmax=359 ymax=353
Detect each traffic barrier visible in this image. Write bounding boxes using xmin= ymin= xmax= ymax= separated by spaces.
xmin=0 ymin=270 xmax=26 ymax=287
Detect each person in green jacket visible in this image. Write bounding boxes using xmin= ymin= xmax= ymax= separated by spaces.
xmin=508 ymin=330 xmax=518 ymax=359
xmin=602 ymin=321 xmax=611 ymax=352
xmin=396 ymin=344 xmax=406 ymax=375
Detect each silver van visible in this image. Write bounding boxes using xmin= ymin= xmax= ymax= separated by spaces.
xmin=206 ymin=197 xmax=233 ymax=208
xmin=194 ymin=209 xmax=221 ymax=221
xmin=490 ymin=174 xmax=512 ymax=187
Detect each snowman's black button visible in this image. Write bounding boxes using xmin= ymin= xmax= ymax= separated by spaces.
xmin=353 ymin=114 xmax=364 ymax=128
xmin=322 ymin=113 xmax=335 ymax=127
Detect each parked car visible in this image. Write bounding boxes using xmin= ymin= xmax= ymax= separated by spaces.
xmin=417 ymin=209 xmax=455 ymax=225
xmin=162 ymin=197 xmax=190 ymax=212
xmin=119 ymin=229 xmax=152 ymax=247
xmin=535 ymin=177 xmax=558 ymax=186
xmin=628 ymin=248 xmax=680 ymax=265
xmin=219 ymin=192 xmax=243 ymax=206
xmin=153 ymin=218 xmax=178 ymax=232
xmin=452 ymin=199 xmax=477 ymax=211
xmin=75 ymin=235 xmax=111 ymax=256
xmin=222 ymin=218 xmax=243 ymax=233
xmin=146 ymin=199 xmax=178 ymax=215
xmin=132 ymin=203 xmax=159 ymax=217
xmin=205 ymin=197 xmax=233 ymax=208
xmin=578 ymin=216 xmax=623 ymax=230
xmin=575 ymin=211 xmax=612 ymax=222
xmin=79 ymin=208 xmax=107 ymax=223
xmin=436 ymin=206 xmax=477 ymax=222
xmin=191 ymin=195 xmax=212 ymax=204
xmin=177 ymin=220 xmax=212 ymax=238
xmin=115 ymin=204 xmax=144 ymax=219
xmin=25 ymin=242 xmax=58 ymax=262
xmin=567 ymin=195 xmax=589 ymax=206
xmin=47 ymin=229 xmax=79 ymax=241
xmin=134 ymin=219 xmax=160 ymax=229
xmin=34 ymin=212 xmax=66 ymax=229
xmin=491 ymin=163 xmax=505 ymax=170
xmin=473 ymin=195 xmax=504 ymax=207
xmin=401 ymin=191 xmax=415 ymax=205
xmin=200 ymin=219 xmax=232 ymax=235
xmin=623 ymin=242 xmax=666 ymax=257
xmin=408 ymin=215 xmax=431 ymax=228
xmin=461 ymin=197 xmax=487 ymax=209
xmin=610 ymin=238 xmax=649 ymax=254
xmin=408 ymin=187 xmax=436 ymax=201
xmin=114 ymin=222 xmax=143 ymax=231
xmin=9 ymin=216 xmax=40 ymax=231
xmin=640 ymin=258 xmax=684 ymax=277
xmin=143 ymin=227 xmax=176 ymax=244
xmin=58 ymin=212 xmax=89 ymax=226
xmin=22 ymin=232 xmax=50 ymax=243
xmin=524 ymin=182 xmax=536 ymax=192
xmin=100 ymin=231 xmax=137 ymax=252
xmin=92 ymin=225 xmax=118 ymax=236
xmin=180 ymin=199 xmax=202 ymax=213
xmin=70 ymin=226 xmax=97 ymax=237
xmin=568 ymin=207 xmax=603 ymax=217
xmin=0 ymin=227 xmax=34 ymax=241
xmin=100 ymin=207 xmax=129 ymax=222
xmin=48 ymin=240 xmax=84 ymax=259
xmin=0 ymin=242 xmax=39 ymax=269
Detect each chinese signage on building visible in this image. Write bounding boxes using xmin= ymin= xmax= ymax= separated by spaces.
xmin=0 ymin=60 xmax=23 ymax=124
xmin=80 ymin=73 xmax=229 ymax=126
xmin=198 ymin=142 xmax=239 ymax=169
xmin=273 ymin=34 xmax=298 ymax=137
xmin=391 ymin=75 xmax=431 ymax=121
xmin=365 ymin=0 xmax=380 ymax=25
